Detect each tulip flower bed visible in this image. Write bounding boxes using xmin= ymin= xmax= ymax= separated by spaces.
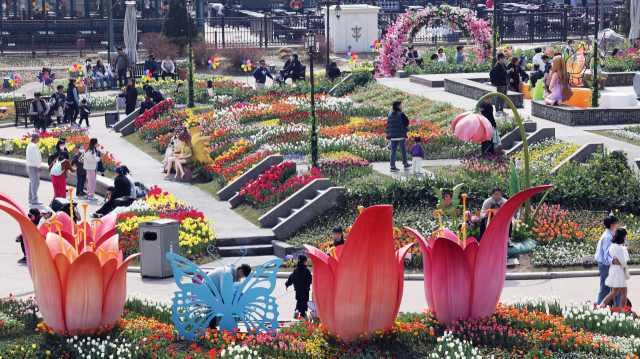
xmin=3 ymin=126 xmax=120 ymax=172
xmin=3 ymin=291 xmax=640 ymax=359
xmin=114 ymin=185 xmax=217 ymax=258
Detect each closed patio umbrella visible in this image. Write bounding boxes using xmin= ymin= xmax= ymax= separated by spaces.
xmin=631 ymin=0 xmax=640 ymax=41
xmin=124 ymin=1 xmax=138 ymax=64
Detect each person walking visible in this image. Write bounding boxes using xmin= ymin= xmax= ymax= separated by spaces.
xmin=78 ymin=99 xmax=91 ymax=128
xmin=595 ymin=215 xmax=622 ymax=308
xmin=253 ymin=60 xmax=273 ymax=89
xmin=386 ymin=100 xmax=410 ymax=171
xmin=118 ymin=79 xmax=139 ymax=115
xmin=506 ymin=56 xmax=529 ymax=93
xmin=409 ymin=136 xmax=424 ymax=174
xmin=29 ymin=92 xmax=50 ymax=133
xmin=66 ymin=79 xmax=80 ymax=126
xmin=285 ymin=254 xmax=313 ymax=319
xmin=598 ymin=228 xmax=630 ymax=308
xmin=84 ymin=138 xmax=101 ymax=200
xmin=491 ymin=53 xmax=511 ymax=116
xmin=71 ymin=144 xmax=87 ymax=197
xmin=26 ymin=133 xmax=43 ymax=205
xmin=479 ymin=101 xmax=498 ymax=155
xmin=48 ymin=151 xmax=75 ymax=199
xmin=115 ymin=47 xmax=131 ymax=88
xmin=48 ymin=139 xmax=68 ymax=165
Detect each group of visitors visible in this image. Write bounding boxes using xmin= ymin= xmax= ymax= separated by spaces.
xmin=29 ymin=78 xmax=93 ymax=133
xmin=144 ymin=53 xmax=178 ymax=81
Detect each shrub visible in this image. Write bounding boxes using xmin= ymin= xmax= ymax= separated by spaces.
xmin=191 ymin=41 xmax=217 ymax=67
xmin=333 ymin=69 xmax=375 ymax=97
xmin=139 ymin=32 xmax=168 ymax=56
xmin=218 ymin=44 xmax=266 ymax=68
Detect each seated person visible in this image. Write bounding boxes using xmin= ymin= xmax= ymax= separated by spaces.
xmin=275 ymin=54 xmax=292 ymax=85
xmin=144 ymin=84 xmax=165 ymax=104
xmin=407 ymin=45 xmax=424 ymax=68
xmin=327 ymin=62 xmax=341 ymax=81
xmin=91 ymin=166 xmax=132 ymax=218
xmin=529 ymin=64 xmax=544 ymax=88
xmin=430 ymin=54 xmax=439 ymax=62
xmin=372 ymin=60 xmax=380 ymax=76
xmin=38 ymin=206 xmax=53 ymax=227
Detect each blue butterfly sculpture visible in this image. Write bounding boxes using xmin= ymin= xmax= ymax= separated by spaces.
xmin=166 ymin=249 xmax=283 ymax=340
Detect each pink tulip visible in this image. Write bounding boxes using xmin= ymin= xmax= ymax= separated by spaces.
xmin=450 ymin=111 xmax=493 ymax=143
xmin=304 ymin=206 xmax=413 ymax=341
xmin=0 ymin=191 xmax=139 ymax=334
xmin=406 ymin=185 xmax=553 ymax=325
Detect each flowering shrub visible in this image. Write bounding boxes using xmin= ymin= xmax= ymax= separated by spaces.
xmin=239 ymin=162 xmax=297 ymax=208
xmin=139 ymin=119 xmax=171 ymax=142
xmin=317 ymin=157 xmax=373 ymax=186
xmin=133 ymin=98 xmax=175 ymax=129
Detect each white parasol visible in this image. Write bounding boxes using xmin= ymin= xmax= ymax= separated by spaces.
xmin=631 ymin=0 xmax=640 ymax=41
xmin=124 ymin=1 xmax=139 ymax=63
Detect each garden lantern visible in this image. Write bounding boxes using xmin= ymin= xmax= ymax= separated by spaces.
xmin=316 ymin=0 xmax=341 ymax=70
xmin=187 ymin=0 xmax=195 ymax=108
xmin=305 ymin=30 xmax=320 ymax=168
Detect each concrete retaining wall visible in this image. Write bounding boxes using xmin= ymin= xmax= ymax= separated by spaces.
xmin=531 ymin=100 xmax=640 ymax=126
xmin=550 ymin=143 xmax=603 ymax=174
xmin=113 ymin=109 xmax=140 ymax=133
xmin=584 ymin=71 xmax=636 ymax=87
xmin=217 ymin=155 xmax=284 ymax=200
xmin=272 ymin=186 xmax=344 ymax=240
xmin=0 ymin=156 xmax=112 ymax=196
xmin=259 ymin=178 xmax=331 ymax=228
xmin=444 ymin=78 xmax=524 ymax=109
xmin=505 ymin=128 xmax=556 ymax=155
xmin=500 ymin=122 xmax=537 ymax=150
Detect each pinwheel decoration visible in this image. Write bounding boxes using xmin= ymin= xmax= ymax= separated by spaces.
xmin=346 ymin=52 xmax=358 ymax=63
xmin=142 ymin=70 xmax=152 ymax=82
xmin=208 ymin=57 xmax=220 ymax=69
xmin=8 ymin=73 xmax=20 ymax=87
xmin=370 ymin=40 xmax=380 ymax=52
xmin=69 ymin=63 xmax=85 ymax=77
xmin=541 ymin=46 xmax=552 ymax=57
xmin=500 ymin=45 xmax=513 ymax=57
xmin=241 ymin=59 xmax=253 ymax=72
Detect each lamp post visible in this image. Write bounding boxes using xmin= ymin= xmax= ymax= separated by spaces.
xmin=187 ymin=0 xmax=195 ymax=108
xmin=304 ymin=30 xmax=320 ymax=168
xmin=315 ymin=0 xmax=341 ymax=70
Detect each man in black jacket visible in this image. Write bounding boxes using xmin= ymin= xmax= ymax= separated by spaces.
xmin=277 ymin=54 xmax=292 ymax=85
xmin=492 ymin=53 xmax=512 ymax=116
xmin=91 ymin=166 xmax=131 ymax=218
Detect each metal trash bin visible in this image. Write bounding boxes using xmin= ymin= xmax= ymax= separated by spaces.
xmin=139 ymin=219 xmax=180 ymax=278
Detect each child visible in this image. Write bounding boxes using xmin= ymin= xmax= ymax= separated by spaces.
xmin=79 ymin=99 xmax=91 ymax=128
xmin=409 ymin=136 xmax=425 ymax=174
xmin=285 ymin=254 xmax=313 ymax=319
xmin=71 ymin=144 xmax=87 ymax=197
xmin=599 ymin=228 xmax=630 ymax=308
xmin=98 ymin=186 xmax=114 ymax=206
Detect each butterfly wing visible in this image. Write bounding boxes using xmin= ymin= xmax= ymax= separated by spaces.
xmin=166 ymin=253 xmax=224 ymax=340
xmin=232 ymin=259 xmax=283 ymax=334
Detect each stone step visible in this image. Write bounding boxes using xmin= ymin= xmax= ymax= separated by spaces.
xmin=259 ymin=178 xmax=332 ymax=228
xmin=504 ymin=127 xmax=556 ymax=156
xmin=217 ymin=244 xmax=274 ymax=257
xmin=216 ymin=235 xmax=276 ymax=247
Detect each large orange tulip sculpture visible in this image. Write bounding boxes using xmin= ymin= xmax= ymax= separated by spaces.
xmin=0 ymin=190 xmax=140 ymax=334
xmin=304 ymin=205 xmax=413 ymax=342
xmin=406 ymin=185 xmax=553 ymax=326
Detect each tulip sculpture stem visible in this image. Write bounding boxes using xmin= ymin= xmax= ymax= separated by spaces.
xmin=68 ymin=188 xmax=75 ymax=237
xmin=82 ymin=204 xmax=88 ymax=245
xmin=433 ymin=210 xmax=443 ymax=230
xmin=475 ymin=92 xmax=531 ymax=221
xmin=91 ymin=218 xmax=103 ymax=241
xmin=461 ymin=194 xmax=468 ymax=245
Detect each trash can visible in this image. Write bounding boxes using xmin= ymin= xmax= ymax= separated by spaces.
xmin=139 ymin=219 xmax=180 ymax=278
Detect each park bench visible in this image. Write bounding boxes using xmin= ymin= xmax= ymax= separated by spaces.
xmin=129 ymin=63 xmax=146 ymax=80
xmin=291 ymin=64 xmax=306 ymax=82
xmin=14 ymin=97 xmax=52 ymax=128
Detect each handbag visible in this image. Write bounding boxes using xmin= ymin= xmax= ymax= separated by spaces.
xmin=561 ymin=73 xmax=573 ymax=101
xmin=491 ymin=128 xmax=502 ymax=145
xmin=625 ymin=266 xmax=631 ymax=280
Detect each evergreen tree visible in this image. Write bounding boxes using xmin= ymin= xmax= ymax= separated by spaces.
xmin=162 ymin=0 xmax=197 ymax=44
xmin=620 ymin=0 xmax=630 ymax=37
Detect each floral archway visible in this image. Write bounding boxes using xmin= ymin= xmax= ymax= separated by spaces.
xmin=379 ymin=6 xmax=492 ymax=77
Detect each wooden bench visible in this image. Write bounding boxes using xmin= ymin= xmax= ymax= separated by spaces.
xmin=129 ymin=63 xmax=146 ymax=80
xmin=15 ymin=97 xmax=52 ymax=128
xmin=291 ymin=64 xmax=306 ymax=82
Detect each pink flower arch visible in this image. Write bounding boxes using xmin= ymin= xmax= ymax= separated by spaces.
xmin=378 ymin=6 xmax=492 ymax=77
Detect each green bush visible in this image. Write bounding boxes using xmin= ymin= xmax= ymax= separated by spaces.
xmin=621 ymin=0 xmax=631 ymax=37
xmin=162 ymin=0 xmax=198 ymax=43
xmin=333 ymin=69 xmax=375 ymax=97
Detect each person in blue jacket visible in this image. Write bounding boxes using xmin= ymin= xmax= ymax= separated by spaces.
xmin=253 ymin=59 xmax=273 ymax=89
xmin=144 ymin=54 xmax=159 ymax=81
xmin=386 ymin=100 xmax=410 ymax=171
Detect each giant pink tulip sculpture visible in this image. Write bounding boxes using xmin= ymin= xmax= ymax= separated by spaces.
xmin=406 ymin=185 xmax=553 ymax=326
xmin=0 ymin=191 xmax=139 ymax=334
xmin=450 ymin=112 xmax=493 ymax=142
xmin=304 ymin=205 xmax=413 ymax=342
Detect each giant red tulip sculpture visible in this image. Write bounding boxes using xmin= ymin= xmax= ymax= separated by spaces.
xmin=304 ymin=205 xmax=413 ymax=342
xmin=406 ymin=185 xmax=553 ymax=326
xmin=0 ymin=191 xmax=139 ymax=334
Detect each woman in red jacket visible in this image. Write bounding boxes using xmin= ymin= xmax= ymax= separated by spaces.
xmin=48 ymin=152 xmax=75 ymax=198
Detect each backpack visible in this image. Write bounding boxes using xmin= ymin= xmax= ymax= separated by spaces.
xmin=489 ymin=66 xmax=497 ymax=85
xmin=50 ymin=160 xmax=64 ymax=176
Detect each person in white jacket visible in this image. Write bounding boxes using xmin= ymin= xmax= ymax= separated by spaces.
xmin=83 ymin=138 xmax=101 ymax=200
xmin=106 ymin=58 xmax=117 ymax=89
xmin=26 ymin=133 xmax=43 ymax=205
xmin=532 ymin=48 xmax=544 ymax=69
xmin=161 ymin=55 xmax=176 ymax=80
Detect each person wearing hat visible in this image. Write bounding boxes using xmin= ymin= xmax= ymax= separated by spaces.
xmin=29 ymin=92 xmax=50 ymax=133
xmin=16 ymin=208 xmax=42 ymax=263
xmin=91 ymin=165 xmax=131 ymax=218
xmin=38 ymin=207 xmax=54 ymax=227
xmin=26 ymin=133 xmax=43 ymax=205
xmin=144 ymin=54 xmax=159 ymax=81
xmin=206 ymin=262 xmax=252 ymax=329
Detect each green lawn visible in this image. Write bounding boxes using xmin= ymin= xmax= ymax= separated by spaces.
xmin=232 ymin=202 xmax=263 ymax=227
